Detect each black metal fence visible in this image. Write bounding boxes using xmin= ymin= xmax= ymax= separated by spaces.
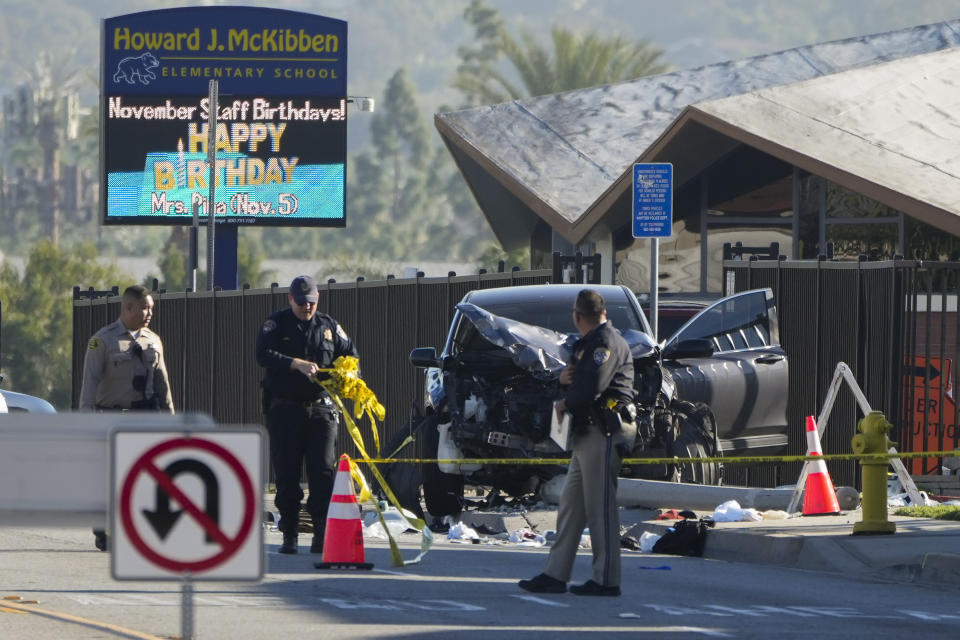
xmin=71 ymin=269 xmax=553 ymax=463
xmin=70 ymin=255 xmax=960 ymax=491
xmin=725 ymin=257 xmax=960 ymax=488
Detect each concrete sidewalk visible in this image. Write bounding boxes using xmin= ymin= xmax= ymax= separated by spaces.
xmin=272 ymin=490 xmax=960 ymax=588
xmin=502 ymin=506 xmax=960 ymax=588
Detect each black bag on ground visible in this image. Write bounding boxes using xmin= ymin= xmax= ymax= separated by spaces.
xmin=651 ymin=517 xmax=714 ymax=557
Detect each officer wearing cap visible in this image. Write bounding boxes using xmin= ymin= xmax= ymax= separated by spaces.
xmin=256 ymin=275 xmax=358 ymax=554
xmin=520 ymin=289 xmax=636 ymax=596
xmin=80 ymin=284 xmax=174 ymax=551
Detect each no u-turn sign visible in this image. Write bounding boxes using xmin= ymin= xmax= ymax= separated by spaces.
xmin=111 ymin=428 xmax=264 ymax=581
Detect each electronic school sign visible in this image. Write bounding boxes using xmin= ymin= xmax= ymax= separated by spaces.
xmin=101 ymin=7 xmax=348 ymax=227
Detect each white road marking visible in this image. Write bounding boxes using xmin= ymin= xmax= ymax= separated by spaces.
xmin=512 ymin=594 xmax=569 ymax=607
xmin=50 ymin=593 xmax=960 ymax=624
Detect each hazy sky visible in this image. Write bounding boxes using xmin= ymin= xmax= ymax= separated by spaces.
xmin=2 ymin=0 xmax=959 ymax=145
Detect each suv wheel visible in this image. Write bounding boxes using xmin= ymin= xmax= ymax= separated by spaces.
xmin=379 ymin=418 xmax=426 ymax=519
xmin=670 ymin=401 xmax=722 ymax=486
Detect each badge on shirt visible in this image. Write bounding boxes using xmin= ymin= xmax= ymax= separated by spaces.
xmin=262 ymin=319 xmax=277 ymax=334
xmin=88 ymin=337 xmax=102 ymax=351
xmin=593 ymin=347 xmax=610 ymax=365
xmin=336 ymin=324 xmax=349 ymax=340
xmin=323 ymin=328 xmax=333 ymax=341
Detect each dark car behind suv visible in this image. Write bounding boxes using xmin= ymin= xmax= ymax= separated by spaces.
xmin=384 ymin=284 xmax=788 ymax=518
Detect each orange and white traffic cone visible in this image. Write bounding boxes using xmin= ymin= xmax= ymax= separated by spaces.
xmin=314 ymin=454 xmax=374 ymax=570
xmin=802 ymin=416 xmax=842 ymax=516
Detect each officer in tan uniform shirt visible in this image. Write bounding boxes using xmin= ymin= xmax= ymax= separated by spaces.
xmin=79 ymin=285 xmax=174 ymax=413
xmin=79 ymin=285 xmax=174 ymax=551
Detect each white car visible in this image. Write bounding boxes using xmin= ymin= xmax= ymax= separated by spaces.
xmin=0 ymin=376 xmax=57 ymax=413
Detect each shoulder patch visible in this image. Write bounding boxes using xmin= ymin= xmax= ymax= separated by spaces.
xmin=262 ymin=319 xmax=277 ymax=334
xmin=88 ymin=337 xmax=103 ymax=351
xmin=593 ymin=347 xmax=610 ymax=366
xmin=336 ymin=323 xmax=349 ymax=340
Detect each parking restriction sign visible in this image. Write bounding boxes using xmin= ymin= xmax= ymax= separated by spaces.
xmin=111 ymin=429 xmax=264 ymax=581
xmin=632 ymin=163 xmax=673 ymax=238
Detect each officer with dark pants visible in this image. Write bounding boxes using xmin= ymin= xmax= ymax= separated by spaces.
xmin=256 ymin=275 xmax=358 ymax=554
xmin=520 ymin=289 xmax=636 ymax=596
xmin=79 ymin=284 xmax=174 ymax=551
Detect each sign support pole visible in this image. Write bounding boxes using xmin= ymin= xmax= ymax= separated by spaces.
xmin=206 ymin=80 xmax=218 ymax=292
xmin=181 ymin=575 xmax=194 ymax=640
xmin=190 ymin=202 xmax=199 ymax=292
xmin=650 ymin=238 xmax=659 ymax=340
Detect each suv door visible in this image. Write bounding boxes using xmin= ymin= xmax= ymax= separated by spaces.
xmin=663 ymin=289 xmax=788 ymax=455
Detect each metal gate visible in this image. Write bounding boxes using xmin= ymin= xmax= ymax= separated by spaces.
xmin=725 ymin=257 xmax=960 ymax=488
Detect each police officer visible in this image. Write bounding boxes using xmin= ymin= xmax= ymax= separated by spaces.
xmin=79 ymin=284 xmax=175 ymax=550
xmin=520 ymin=289 xmax=636 ymax=596
xmin=256 ymin=275 xmax=358 ymax=554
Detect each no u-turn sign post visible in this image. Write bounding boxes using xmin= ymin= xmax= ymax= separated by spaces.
xmin=111 ymin=429 xmax=264 ymax=581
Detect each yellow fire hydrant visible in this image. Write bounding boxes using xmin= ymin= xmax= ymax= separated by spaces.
xmin=851 ymin=411 xmax=896 ymax=535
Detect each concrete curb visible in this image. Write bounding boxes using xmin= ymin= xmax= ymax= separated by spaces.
xmin=623 ymin=516 xmax=960 ymax=588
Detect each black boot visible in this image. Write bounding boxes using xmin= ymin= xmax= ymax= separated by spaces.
xmin=310 ymin=517 xmax=325 ymax=554
xmin=93 ymin=529 xmax=108 ymax=552
xmin=279 ymin=532 xmax=298 ymax=554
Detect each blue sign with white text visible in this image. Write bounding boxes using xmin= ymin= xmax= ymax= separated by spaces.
xmin=632 ymin=163 xmax=673 ymax=238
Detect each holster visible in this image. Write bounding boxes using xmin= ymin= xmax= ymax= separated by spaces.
xmin=600 ymin=407 xmax=622 ymax=437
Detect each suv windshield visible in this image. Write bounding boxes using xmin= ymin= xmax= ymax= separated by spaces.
xmin=472 ymin=299 xmax=645 ymax=335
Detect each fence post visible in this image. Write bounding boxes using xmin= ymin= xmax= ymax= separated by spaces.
xmin=182 ymin=285 xmax=190 ymax=411
xmin=415 ymin=270 xmax=423 ymax=349
xmin=446 ymin=271 xmax=453 ymax=328
xmin=355 ymin=276 xmax=364 ymax=341
xmin=210 ymin=287 xmax=217 ymax=418
xmin=590 ymin=253 xmax=601 ymax=284
xmin=814 ymin=253 xmax=826 ymax=413
xmin=241 ymin=283 xmax=250 ymax=423
xmin=776 ymin=254 xmax=786 ymax=304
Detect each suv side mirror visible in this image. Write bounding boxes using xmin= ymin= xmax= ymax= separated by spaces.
xmin=662 ymin=338 xmax=715 ymax=361
xmin=409 ymin=347 xmax=441 ymax=368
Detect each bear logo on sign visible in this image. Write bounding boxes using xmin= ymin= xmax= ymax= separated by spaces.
xmin=113 ymin=52 xmax=159 ymax=85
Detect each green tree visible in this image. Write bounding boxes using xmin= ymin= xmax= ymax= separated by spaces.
xmin=475 ymin=244 xmax=531 ymax=272
xmin=454 ymin=0 xmax=509 ymax=107
xmin=455 ymin=0 xmax=670 ymax=104
xmin=347 ymin=68 xmax=438 ymax=260
xmin=0 ymin=240 xmax=129 ymax=408
xmin=156 ymin=243 xmax=188 ymax=291
xmin=237 ymin=235 xmax=275 ymax=288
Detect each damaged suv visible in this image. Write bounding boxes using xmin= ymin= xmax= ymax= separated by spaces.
xmin=387 ymin=284 xmax=787 ymax=518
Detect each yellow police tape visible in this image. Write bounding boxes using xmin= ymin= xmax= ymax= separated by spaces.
xmin=305 ymin=355 xmax=957 ymax=565
xmin=353 ymin=450 xmax=960 ymax=467
xmin=315 ymin=356 xmax=432 ymax=567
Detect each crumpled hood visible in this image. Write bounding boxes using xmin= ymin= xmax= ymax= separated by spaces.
xmin=456 ymin=304 xmax=660 ymax=378
xmin=456 ymin=303 xmax=572 ymax=378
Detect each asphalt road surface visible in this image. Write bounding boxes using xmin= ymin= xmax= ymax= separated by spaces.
xmin=1 ymin=525 xmax=958 ymax=639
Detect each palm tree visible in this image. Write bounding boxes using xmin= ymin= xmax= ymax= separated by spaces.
xmin=455 ymin=1 xmax=670 ymax=104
